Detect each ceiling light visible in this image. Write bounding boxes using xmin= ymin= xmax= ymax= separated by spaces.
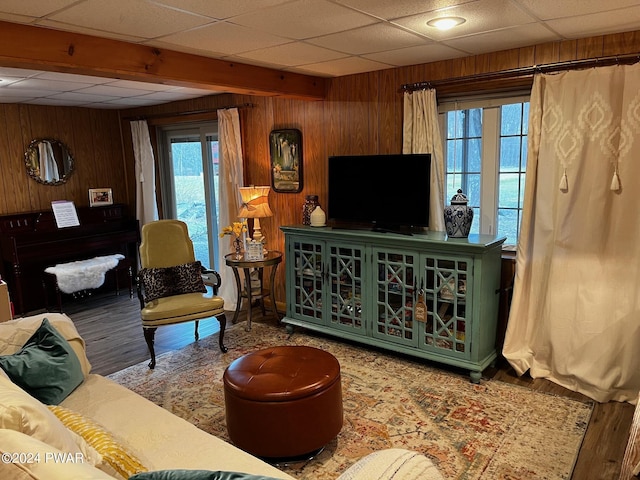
xmin=427 ymin=17 xmax=466 ymax=31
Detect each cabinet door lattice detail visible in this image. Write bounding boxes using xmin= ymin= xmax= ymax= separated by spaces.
xmin=374 ymin=250 xmax=416 ymax=345
xmin=328 ymin=244 xmax=364 ymax=331
xmin=291 ymin=240 xmax=324 ymax=324
xmin=422 ymin=257 xmax=470 ymax=357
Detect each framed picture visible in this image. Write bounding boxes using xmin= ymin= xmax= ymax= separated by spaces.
xmin=270 ymin=129 xmax=302 ymax=193
xmin=89 ymin=188 xmax=113 ymax=207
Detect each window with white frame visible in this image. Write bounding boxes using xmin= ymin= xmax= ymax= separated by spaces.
xmin=439 ymin=95 xmax=529 ymax=246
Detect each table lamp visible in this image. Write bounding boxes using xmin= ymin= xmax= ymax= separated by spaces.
xmin=238 ymin=186 xmax=273 ymax=249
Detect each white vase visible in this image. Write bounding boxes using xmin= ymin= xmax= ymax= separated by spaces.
xmin=310 ymin=206 xmax=326 ymax=227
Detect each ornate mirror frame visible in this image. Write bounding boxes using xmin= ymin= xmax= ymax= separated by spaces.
xmin=24 ymin=138 xmax=75 ymax=186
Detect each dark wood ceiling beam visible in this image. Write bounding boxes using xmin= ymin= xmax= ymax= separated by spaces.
xmin=0 ymin=21 xmax=327 ymax=100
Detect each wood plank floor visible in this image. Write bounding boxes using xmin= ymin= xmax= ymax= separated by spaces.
xmin=35 ymin=291 xmax=634 ymax=480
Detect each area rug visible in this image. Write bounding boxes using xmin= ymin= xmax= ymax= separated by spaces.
xmin=108 ymin=323 xmax=593 ymax=480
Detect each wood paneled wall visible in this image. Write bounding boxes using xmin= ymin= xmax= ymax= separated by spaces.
xmin=0 ymin=104 xmax=130 ymax=215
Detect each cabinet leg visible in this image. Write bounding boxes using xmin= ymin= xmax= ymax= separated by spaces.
xmin=285 ymin=324 xmax=295 ymax=334
xmin=470 ymin=371 xmax=482 ymax=384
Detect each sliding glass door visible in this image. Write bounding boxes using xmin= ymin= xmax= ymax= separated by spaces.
xmin=158 ymin=122 xmax=220 ymax=269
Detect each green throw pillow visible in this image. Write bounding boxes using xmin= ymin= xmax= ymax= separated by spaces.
xmin=129 ymin=471 xmax=282 ymax=480
xmin=0 ymin=318 xmax=84 ymax=405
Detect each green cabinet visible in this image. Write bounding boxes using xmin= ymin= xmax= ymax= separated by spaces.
xmin=282 ymin=225 xmax=505 ymax=382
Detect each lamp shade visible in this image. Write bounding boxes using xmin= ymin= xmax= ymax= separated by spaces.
xmin=238 ymin=186 xmax=273 ymax=219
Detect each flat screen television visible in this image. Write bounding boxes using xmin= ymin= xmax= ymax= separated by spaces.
xmin=328 ymin=153 xmax=431 ymax=232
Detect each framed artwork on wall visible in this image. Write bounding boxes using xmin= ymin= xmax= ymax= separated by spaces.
xmin=88 ymin=188 xmax=113 ymax=207
xmin=270 ymin=128 xmax=302 ymax=193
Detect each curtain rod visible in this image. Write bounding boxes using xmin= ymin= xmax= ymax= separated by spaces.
xmin=401 ymin=52 xmax=640 ymax=93
xmin=123 ymin=102 xmax=255 ymax=121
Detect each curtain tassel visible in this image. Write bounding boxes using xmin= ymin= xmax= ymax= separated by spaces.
xmin=559 ymin=169 xmax=568 ymax=191
xmin=610 ymin=169 xmax=620 ymax=191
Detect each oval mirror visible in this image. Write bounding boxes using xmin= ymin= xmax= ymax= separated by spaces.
xmin=24 ymin=138 xmax=75 ymax=186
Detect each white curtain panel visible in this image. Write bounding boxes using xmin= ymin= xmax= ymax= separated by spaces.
xmin=503 ymin=64 xmax=640 ymax=403
xmin=216 ymin=108 xmax=244 ymax=308
xmin=402 ymin=89 xmax=445 ymax=232
xmin=130 ymin=120 xmax=158 ymax=227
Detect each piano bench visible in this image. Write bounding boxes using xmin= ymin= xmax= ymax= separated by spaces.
xmin=42 ymin=257 xmax=134 ymax=313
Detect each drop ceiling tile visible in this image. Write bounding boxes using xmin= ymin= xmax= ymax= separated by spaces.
xmin=333 ymin=0 xmax=479 ymax=21
xmin=106 ymin=79 xmax=197 ymax=92
xmin=1 ymin=87 xmax=52 ymax=97
xmin=512 ymin=0 xmax=640 ymax=20
xmin=36 ymin=72 xmax=115 ymax=84
xmin=291 ymin=56 xmax=393 ymax=77
xmin=443 ymin=23 xmax=560 ymax=54
xmin=307 ymin=23 xmax=428 ymax=55
xmin=104 ymin=97 xmax=165 ymax=106
xmin=237 ymin=42 xmax=348 ymax=67
xmin=0 ymin=0 xmax=79 ymax=17
xmin=0 ymin=12 xmax=41 ymax=24
xmin=25 ymin=98 xmax=92 ymax=107
xmin=47 ymin=91 xmax=122 ymax=103
xmin=545 ymin=6 xmax=640 ymax=38
xmin=230 ymin=0 xmax=379 ymax=40
xmin=46 ymin=0 xmax=211 ymax=39
xmin=0 ymin=96 xmax=35 ymax=103
xmin=159 ymin=21 xmax=291 ymax=56
xmin=35 ymin=19 xmax=148 ymax=43
xmin=394 ymin=0 xmax=538 ymax=41
xmin=7 ymin=78 xmax=94 ymax=92
xmin=364 ymin=43 xmax=469 ymax=67
xmin=77 ymin=85 xmax=159 ymax=96
xmin=0 ymin=77 xmax=23 ymax=86
xmin=0 ymin=67 xmax=42 ymax=77
xmin=151 ymin=0 xmax=291 ymax=20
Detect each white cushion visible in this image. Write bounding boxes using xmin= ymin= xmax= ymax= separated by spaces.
xmin=336 ymin=449 xmax=443 ymax=480
xmin=0 ymin=430 xmax=113 ymax=480
xmin=0 ymin=375 xmax=101 ymax=467
xmin=0 ymin=313 xmax=91 ymax=378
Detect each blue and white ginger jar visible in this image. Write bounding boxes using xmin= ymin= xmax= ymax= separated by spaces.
xmin=444 ymin=189 xmax=473 ymax=238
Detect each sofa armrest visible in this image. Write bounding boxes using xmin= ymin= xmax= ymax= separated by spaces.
xmin=336 ymin=449 xmax=443 ymax=480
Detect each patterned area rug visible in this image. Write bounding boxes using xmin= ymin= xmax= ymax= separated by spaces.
xmin=108 ymin=322 xmax=593 ymax=480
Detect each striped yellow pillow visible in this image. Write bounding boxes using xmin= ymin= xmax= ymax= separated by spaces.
xmin=48 ymin=405 xmax=148 ymax=478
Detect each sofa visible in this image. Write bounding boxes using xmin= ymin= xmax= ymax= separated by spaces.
xmin=0 ymin=313 xmax=444 ymax=480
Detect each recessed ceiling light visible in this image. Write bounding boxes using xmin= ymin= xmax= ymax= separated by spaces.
xmin=427 ymin=16 xmax=466 ymax=31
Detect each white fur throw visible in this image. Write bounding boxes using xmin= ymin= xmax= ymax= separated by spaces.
xmin=45 ymin=254 xmax=124 ymax=294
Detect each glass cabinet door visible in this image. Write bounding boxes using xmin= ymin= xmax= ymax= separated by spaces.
xmin=327 ymin=243 xmax=365 ymax=333
xmin=420 ymin=255 xmax=472 ymax=358
xmin=372 ymin=249 xmax=417 ymax=346
xmin=290 ymin=238 xmax=324 ymax=325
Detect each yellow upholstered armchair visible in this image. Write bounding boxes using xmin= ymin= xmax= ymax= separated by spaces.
xmin=137 ymin=220 xmax=227 ymax=369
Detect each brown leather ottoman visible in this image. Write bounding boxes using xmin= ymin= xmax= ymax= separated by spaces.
xmin=223 ymin=345 xmax=343 ymax=460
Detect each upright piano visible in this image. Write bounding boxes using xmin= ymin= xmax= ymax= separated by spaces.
xmin=0 ymin=204 xmax=139 ymax=315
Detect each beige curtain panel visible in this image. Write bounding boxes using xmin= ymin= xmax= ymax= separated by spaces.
xmin=216 ymin=108 xmax=244 ymax=309
xmin=503 ymin=64 xmax=640 ymax=403
xmin=402 ymin=89 xmax=446 ymax=232
xmin=131 ymin=120 xmax=159 ymax=227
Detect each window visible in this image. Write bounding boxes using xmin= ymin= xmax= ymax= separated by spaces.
xmin=157 ymin=122 xmax=221 ymax=269
xmin=440 ymin=96 xmax=529 ymax=246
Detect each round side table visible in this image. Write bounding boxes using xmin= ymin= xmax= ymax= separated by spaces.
xmin=224 ymin=250 xmax=282 ymax=331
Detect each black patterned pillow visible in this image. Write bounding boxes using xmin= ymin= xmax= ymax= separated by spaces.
xmin=139 ymin=261 xmax=207 ymax=303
